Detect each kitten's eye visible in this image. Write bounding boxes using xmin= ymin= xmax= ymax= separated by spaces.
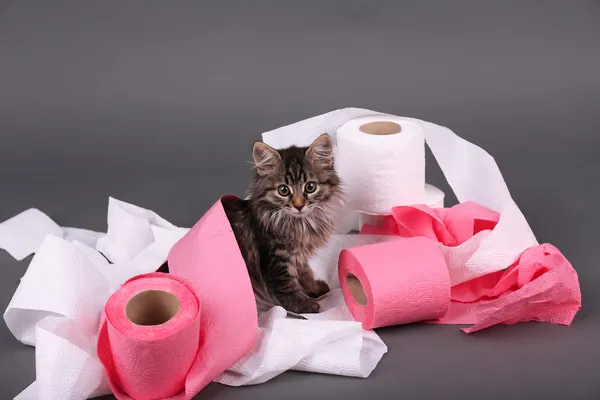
xmin=277 ymin=184 xmax=291 ymax=196
xmin=304 ymin=181 xmax=317 ymax=194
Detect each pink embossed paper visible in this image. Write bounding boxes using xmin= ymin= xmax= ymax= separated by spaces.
xmin=97 ymin=197 xmax=258 ymax=399
xmin=339 ymin=237 xmax=451 ymax=330
xmin=361 ymin=202 xmax=582 ymax=332
xmin=167 ymin=196 xmax=258 ymax=391
xmin=97 ymin=273 xmax=202 ymax=400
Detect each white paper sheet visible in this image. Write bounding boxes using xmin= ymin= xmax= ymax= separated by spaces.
xmin=0 ymin=209 xmax=63 ymax=261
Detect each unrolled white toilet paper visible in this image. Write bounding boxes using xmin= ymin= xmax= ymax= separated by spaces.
xmin=0 ymin=209 xmax=63 ymax=261
xmin=1 ymin=199 xmax=391 ymax=400
xmin=0 ymin=209 xmax=109 ymax=264
xmin=261 ymin=107 xmax=538 ymax=285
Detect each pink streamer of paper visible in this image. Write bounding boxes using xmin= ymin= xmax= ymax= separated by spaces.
xmin=361 ymin=202 xmax=582 ymax=332
xmin=166 ymin=195 xmax=259 ymax=391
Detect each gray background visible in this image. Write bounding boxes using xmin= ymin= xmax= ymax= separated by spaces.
xmin=1 ymin=1 xmax=599 ymax=399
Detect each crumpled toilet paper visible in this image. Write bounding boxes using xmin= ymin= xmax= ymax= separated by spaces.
xmin=361 ymin=201 xmax=582 ymax=331
xmin=1 ymin=199 xmax=390 ymax=399
xmin=361 ymin=201 xmax=581 ymax=333
xmin=361 ymin=201 xmax=503 ymax=285
xmin=437 ymin=243 xmax=582 ymax=333
xmin=0 ymin=208 xmax=102 ymax=262
xmin=2 ymin=199 xmax=190 ymax=400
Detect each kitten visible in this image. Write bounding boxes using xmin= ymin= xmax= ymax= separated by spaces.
xmin=222 ymin=134 xmax=343 ymax=314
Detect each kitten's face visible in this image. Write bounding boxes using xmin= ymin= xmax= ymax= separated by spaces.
xmin=250 ymin=134 xmax=342 ymax=225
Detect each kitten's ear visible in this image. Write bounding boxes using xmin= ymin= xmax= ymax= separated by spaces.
xmin=306 ymin=134 xmax=334 ymax=169
xmin=253 ymin=141 xmax=282 ymax=176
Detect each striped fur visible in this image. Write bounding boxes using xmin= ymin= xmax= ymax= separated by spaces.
xmin=223 ymin=134 xmax=343 ymax=314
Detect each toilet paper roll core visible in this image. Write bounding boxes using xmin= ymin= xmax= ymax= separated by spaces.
xmin=346 ymin=273 xmax=368 ymax=306
xmin=125 ymin=290 xmax=180 ymax=326
xmin=359 ymin=121 xmax=402 ymax=135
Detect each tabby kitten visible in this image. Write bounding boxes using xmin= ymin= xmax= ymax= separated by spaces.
xmin=223 ymin=134 xmax=343 ymax=314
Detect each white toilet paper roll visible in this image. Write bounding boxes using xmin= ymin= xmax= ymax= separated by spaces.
xmin=336 ymin=116 xmax=426 ymax=215
xmin=356 ymin=183 xmax=445 ymax=231
xmin=424 ymin=183 xmax=445 ymax=208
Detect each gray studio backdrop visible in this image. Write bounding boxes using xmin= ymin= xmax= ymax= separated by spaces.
xmin=1 ymin=1 xmax=599 ymax=399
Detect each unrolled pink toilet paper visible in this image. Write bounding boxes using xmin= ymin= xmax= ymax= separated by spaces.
xmin=361 ymin=201 xmax=500 ymax=246
xmin=339 ymin=237 xmax=450 ymax=330
xmin=436 ymin=243 xmax=582 ymax=333
xmin=166 ymin=195 xmax=259 ymax=392
xmin=360 ymin=202 xmax=582 ymax=332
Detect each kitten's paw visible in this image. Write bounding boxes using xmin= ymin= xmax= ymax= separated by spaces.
xmin=281 ymin=293 xmax=321 ymax=314
xmin=306 ymin=280 xmax=331 ymax=298
xmin=315 ymin=280 xmax=330 ymax=297
xmin=298 ymin=298 xmax=321 ymax=314
xmin=287 ymin=297 xmax=320 ymax=314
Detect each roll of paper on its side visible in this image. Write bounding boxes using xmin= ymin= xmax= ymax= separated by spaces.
xmin=338 ymin=237 xmax=451 ymax=330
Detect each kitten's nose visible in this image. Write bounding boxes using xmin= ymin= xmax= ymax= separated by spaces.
xmin=292 ymin=196 xmax=306 ymax=211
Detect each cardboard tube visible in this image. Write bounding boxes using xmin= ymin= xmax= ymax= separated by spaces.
xmin=125 ymin=290 xmax=180 ymax=326
xmin=346 ymin=273 xmax=368 ymax=306
xmin=359 ymin=121 xmax=402 ymax=135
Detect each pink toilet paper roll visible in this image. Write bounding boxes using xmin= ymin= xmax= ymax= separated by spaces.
xmin=97 ymin=196 xmax=259 ymax=399
xmin=97 ymin=272 xmax=201 ymax=400
xmin=339 ymin=237 xmax=451 ymax=330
